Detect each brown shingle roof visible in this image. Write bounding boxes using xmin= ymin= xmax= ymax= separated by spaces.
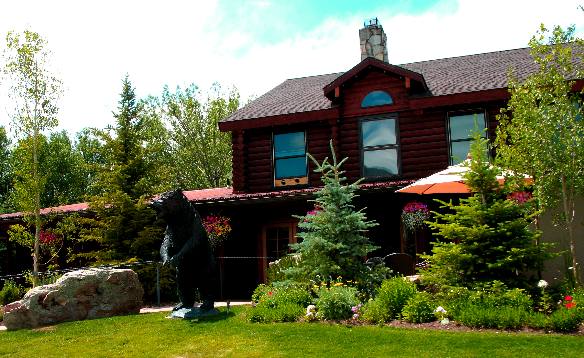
xmin=401 ymin=47 xmax=537 ymax=96
xmin=223 ymin=47 xmax=539 ymax=123
xmin=222 ymin=72 xmax=341 ymax=123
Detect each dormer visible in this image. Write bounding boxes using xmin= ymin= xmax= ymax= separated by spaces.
xmin=323 ymin=57 xmax=429 ymax=105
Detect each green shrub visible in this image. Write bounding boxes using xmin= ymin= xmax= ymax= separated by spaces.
xmin=251 ymin=284 xmax=271 ymax=303
xmin=0 ymin=280 xmax=23 ymax=305
xmin=467 ymin=281 xmax=533 ymax=311
xmin=433 ymin=286 xmax=470 ymax=318
xmin=248 ymin=302 xmax=304 ymax=323
xmin=361 ymin=298 xmax=389 ymax=324
xmin=402 ymin=292 xmax=435 ymax=323
xmin=456 ymin=305 xmax=530 ymax=329
xmin=248 ymin=283 xmax=313 ymax=323
xmin=267 ymin=255 xmax=303 ymax=284
xmin=316 ymin=285 xmax=359 ymax=320
xmin=362 ymin=277 xmax=416 ymax=323
xmin=527 ymin=312 xmax=550 ymax=330
xmin=549 ymin=308 xmax=583 ymax=333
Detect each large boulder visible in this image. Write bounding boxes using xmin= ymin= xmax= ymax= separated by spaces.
xmin=3 ymin=268 xmax=143 ymax=330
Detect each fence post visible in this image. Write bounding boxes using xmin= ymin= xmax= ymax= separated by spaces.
xmin=156 ymin=262 xmax=161 ymax=307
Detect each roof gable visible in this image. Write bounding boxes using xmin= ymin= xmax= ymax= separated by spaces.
xmin=323 ymin=57 xmax=428 ymax=100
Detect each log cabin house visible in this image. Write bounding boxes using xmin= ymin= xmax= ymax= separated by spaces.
xmin=1 ymin=19 xmax=569 ymax=298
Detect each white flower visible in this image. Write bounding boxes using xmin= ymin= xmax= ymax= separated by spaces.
xmin=434 ymin=306 xmax=447 ymax=314
xmin=537 ymin=279 xmax=548 ymax=288
xmin=306 ymin=305 xmax=316 ymax=315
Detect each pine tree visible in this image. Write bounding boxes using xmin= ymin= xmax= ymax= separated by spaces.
xmin=83 ymin=76 xmax=163 ymax=263
xmin=421 ymin=133 xmax=555 ymax=289
xmin=286 ymin=141 xmax=379 ymax=285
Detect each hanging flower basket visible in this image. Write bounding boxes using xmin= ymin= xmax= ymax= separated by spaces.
xmin=202 ymin=215 xmax=232 ymax=250
xmin=401 ymin=201 xmax=430 ymax=233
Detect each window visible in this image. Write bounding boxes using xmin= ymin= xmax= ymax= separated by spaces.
xmin=361 ymin=117 xmax=400 ymax=178
xmin=361 ymin=90 xmax=393 ymax=108
xmin=273 ymin=131 xmax=307 ymax=183
xmin=447 ymin=111 xmax=487 ymax=165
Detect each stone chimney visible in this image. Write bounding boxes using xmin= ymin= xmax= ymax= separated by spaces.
xmin=359 ymin=18 xmax=388 ymax=62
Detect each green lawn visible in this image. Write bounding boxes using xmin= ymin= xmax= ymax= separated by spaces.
xmin=0 ymin=307 xmax=582 ymax=357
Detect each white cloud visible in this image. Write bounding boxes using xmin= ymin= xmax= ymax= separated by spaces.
xmin=1 ymin=0 xmax=583 ymax=136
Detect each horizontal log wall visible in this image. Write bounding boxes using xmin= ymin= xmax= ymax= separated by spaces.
xmin=237 ymin=69 xmax=507 ymax=192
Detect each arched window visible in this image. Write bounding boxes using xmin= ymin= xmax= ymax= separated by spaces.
xmin=361 ymin=90 xmax=393 ymax=108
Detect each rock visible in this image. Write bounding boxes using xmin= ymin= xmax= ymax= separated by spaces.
xmin=3 ymin=268 xmax=143 ymax=330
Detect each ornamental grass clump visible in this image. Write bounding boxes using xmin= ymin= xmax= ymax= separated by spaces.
xmin=362 ymin=277 xmax=417 ymax=323
xmin=451 ymin=281 xmax=534 ymax=329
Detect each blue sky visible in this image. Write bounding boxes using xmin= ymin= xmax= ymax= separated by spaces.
xmin=0 ymin=0 xmax=583 ymax=135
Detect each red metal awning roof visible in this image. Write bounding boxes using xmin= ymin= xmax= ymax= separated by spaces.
xmin=0 ymin=180 xmax=414 ymax=222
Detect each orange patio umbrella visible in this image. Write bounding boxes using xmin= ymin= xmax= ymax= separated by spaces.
xmin=397 ymin=163 xmax=531 ymax=195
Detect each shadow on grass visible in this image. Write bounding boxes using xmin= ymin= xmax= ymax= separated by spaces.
xmin=185 ymin=310 xmax=236 ymax=325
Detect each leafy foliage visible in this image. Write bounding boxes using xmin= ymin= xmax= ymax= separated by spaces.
xmin=496 ymin=24 xmax=584 ymax=285
xmin=0 ymin=127 xmax=13 ymax=214
xmin=3 ymin=30 xmax=62 ymax=281
xmin=248 ymin=283 xmax=312 ymax=323
xmin=158 ymin=84 xmax=239 ymax=189
xmin=315 ymin=285 xmax=359 ymax=320
xmin=285 ymin=141 xmax=381 ymax=286
xmin=401 ymin=292 xmax=435 ymax=323
xmin=0 ymin=279 xmax=23 ymax=305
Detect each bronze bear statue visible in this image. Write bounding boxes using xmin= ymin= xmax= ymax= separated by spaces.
xmin=151 ymin=189 xmax=217 ymax=311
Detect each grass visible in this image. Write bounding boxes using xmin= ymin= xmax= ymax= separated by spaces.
xmin=0 ymin=306 xmax=583 ymax=357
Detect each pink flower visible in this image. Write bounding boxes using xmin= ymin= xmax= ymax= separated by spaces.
xmin=402 ymin=201 xmax=429 ymax=214
xmin=507 ymin=191 xmax=532 ymax=204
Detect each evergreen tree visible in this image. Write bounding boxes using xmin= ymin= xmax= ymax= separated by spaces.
xmin=421 ymin=133 xmax=555 ymax=289
xmin=286 ymin=141 xmax=380 ymax=285
xmin=84 ymin=76 xmax=163 ymax=262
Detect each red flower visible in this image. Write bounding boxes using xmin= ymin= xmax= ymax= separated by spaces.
xmin=268 ymin=291 xmax=273 ymax=296
xmin=39 ymin=231 xmax=58 ymax=245
xmin=565 ymin=295 xmax=573 ymax=302
xmin=566 ymin=302 xmax=576 ymax=309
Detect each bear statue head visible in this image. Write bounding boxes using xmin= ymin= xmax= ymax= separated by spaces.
xmin=150 ymin=189 xmax=190 ymax=220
